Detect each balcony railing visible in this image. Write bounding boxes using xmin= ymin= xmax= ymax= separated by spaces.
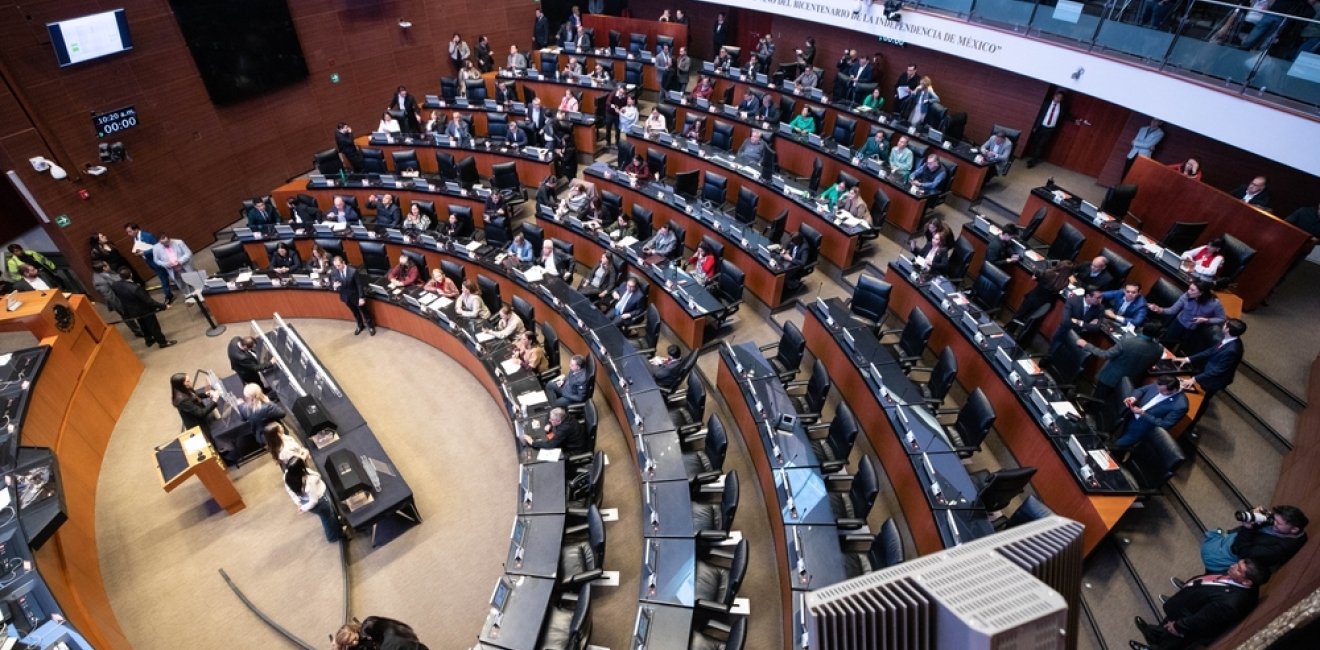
xmin=908 ymin=0 xmax=1320 ymax=113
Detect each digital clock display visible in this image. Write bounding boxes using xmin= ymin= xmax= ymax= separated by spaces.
xmin=92 ymin=106 xmax=138 ymax=138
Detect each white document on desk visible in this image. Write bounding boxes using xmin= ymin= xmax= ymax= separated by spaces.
xmin=518 ymin=390 xmax=549 ymax=408
xmin=523 ymin=266 xmax=545 ymax=283
xmin=537 ymin=448 xmax=563 ymax=462
xmin=1049 ymin=401 xmax=1081 ymax=419
xmin=1088 ymin=449 xmax=1119 ymax=471
xmin=500 ymin=358 xmax=522 ymax=374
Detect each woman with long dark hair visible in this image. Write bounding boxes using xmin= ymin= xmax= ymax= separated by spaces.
xmin=171 ymin=373 xmax=219 ymax=439
xmin=283 ymin=457 xmax=342 ymax=543
xmin=89 ymin=232 xmax=141 ymax=281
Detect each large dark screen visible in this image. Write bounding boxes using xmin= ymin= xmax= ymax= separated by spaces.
xmin=169 ymin=0 xmax=308 ymax=105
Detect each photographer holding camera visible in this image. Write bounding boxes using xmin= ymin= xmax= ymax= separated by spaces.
xmin=1194 ymin=504 xmax=1308 ymax=576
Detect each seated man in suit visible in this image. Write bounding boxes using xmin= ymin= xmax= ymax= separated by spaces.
xmin=984 ymin=224 xmax=1021 ymax=267
xmin=650 ymin=345 xmax=686 ymax=391
xmin=908 ymin=153 xmax=948 ymax=194
xmin=546 ymin=355 xmax=590 ymax=407
xmin=737 ymin=90 xmax=762 ymax=116
xmin=10 ymin=264 xmax=55 ymax=292
xmin=285 ymin=197 xmax=322 ymax=228
xmin=1103 ymin=282 xmax=1148 ymax=326
xmin=754 ymin=94 xmax=781 ymax=128
xmin=367 ymin=193 xmax=401 ymax=228
xmin=245 ymin=200 xmax=280 ymax=229
xmin=521 ymin=407 xmax=588 ymax=454
xmin=979 ymin=130 xmax=1014 ymax=178
xmin=536 ymin=240 xmax=573 ymax=282
xmin=1047 ymin=287 xmax=1105 ymax=360
xmin=1130 ymin=558 xmax=1265 ymax=650
xmin=736 ymin=130 xmax=769 ymax=166
xmin=642 ymin=223 xmax=679 ymax=259
xmin=1074 ymin=256 xmax=1116 ymax=291
xmin=445 ymin=111 xmax=473 ymax=145
xmin=1111 ymin=376 xmax=1188 ymax=450
xmin=506 ymin=233 xmax=534 ymax=264
xmin=228 ymin=336 xmax=273 ymax=391
xmin=603 ymin=277 xmax=645 ymax=326
xmin=1230 ymin=176 xmax=1271 ymax=209
xmin=324 ymin=197 xmax=360 ymax=224
xmin=1077 ymin=321 xmax=1164 ymax=399
xmin=856 ymin=131 xmax=890 ymax=162
xmin=506 ymin=120 xmax=529 ymax=148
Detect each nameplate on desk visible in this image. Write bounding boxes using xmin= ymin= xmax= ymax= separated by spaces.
xmin=807 ymin=133 xmax=824 ymax=148
xmin=204 ymin=278 xmax=228 ymax=290
xmin=251 ymin=274 xmax=274 ymax=287
xmin=666 ymin=90 xmax=684 ymax=104
xmin=1119 ymin=223 xmax=1140 ymax=242
xmin=694 ymin=97 xmax=710 ymax=110
xmin=702 ymin=61 xmax=715 ymax=73
xmin=313 ymin=224 xmax=335 ymax=236
xmin=233 ymin=227 xmax=255 ymax=241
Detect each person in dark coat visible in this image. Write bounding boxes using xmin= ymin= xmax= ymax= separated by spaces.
xmin=333 ymin=615 xmax=429 ymax=650
xmin=171 ymin=373 xmax=217 ymax=438
xmin=111 ymin=267 xmax=174 ymax=348
xmin=331 ymin=256 xmax=375 ymax=336
xmin=1077 ymin=321 xmax=1164 ymax=399
xmin=651 ymin=345 xmax=686 ymax=391
xmin=1131 ymin=559 xmax=1266 ymax=650
xmin=521 ymin=407 xmax=589 ymax=454
xmin=335 ymin=122 xmax=365 ymax=172
xmin=1198 ymin=505 xmax=1307 ymax=573
xmin=228 ymin=335 xmax=273 ymax=390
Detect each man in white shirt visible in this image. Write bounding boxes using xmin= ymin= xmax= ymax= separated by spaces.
xmin=1026 ymin=90 xmax=1067 ymax=168
xmin=11 ymin=264 xmax=51 ymax=292
xmin=1112 ymin=376 xmax=1188 ymax=449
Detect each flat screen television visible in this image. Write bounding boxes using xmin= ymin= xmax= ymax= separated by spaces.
xmin=169 ymin=0 xmax=309 ymax=105
xmin=47 ymin=9 xmax=133 ymax=67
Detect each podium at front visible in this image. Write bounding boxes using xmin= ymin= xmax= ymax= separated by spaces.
xmin=157 ymin=427 xmax=245 ymax=515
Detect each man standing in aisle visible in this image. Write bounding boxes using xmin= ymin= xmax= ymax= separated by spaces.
xmin=1124 ymin=117 xmax=1165 ymax=176
xmin=151 ymin=234 xmax=196 ymax=304
xmin=533 ymin=8 xmax=550 ymax=49
xmin=335 ymin=122 xmax=365 ymax=172
xmin=125 ymin=222 xmax=174 ymax=303
xmin=111 ymin=267 xmax=175 ymax=349
xmin=1176 ymin=318 xmax=1245 ymax=432
xmin=331 ymin=256 xmax=375 ymax=336
xmin=1025 ymin=90 xmax=1068 ymax=168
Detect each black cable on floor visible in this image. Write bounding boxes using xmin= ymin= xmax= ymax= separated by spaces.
xmin=340 ymin=535 xmax=352 ymax=625
xmin=219 ymin=568 xmax=319 ymax=650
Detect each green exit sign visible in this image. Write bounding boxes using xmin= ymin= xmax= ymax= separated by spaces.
xmin=54 ymin=214 xmax=71 ymax=228
xmin=330 ymin=72 xmax=340 ymax=84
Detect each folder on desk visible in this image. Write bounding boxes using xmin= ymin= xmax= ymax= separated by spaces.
xmin=518 ymin=390 xmax=549 ymax=408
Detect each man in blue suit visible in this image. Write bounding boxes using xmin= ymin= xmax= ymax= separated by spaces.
xmin=1077 ymin=321 xmax=1164 ymax=399
xmin=605 ymin=277 xmax=645 ymax=326
xmin=124 ymin=222 xmax=174 ymax=303
xmin=546 ymin=355 xmax=590 ymax=407
xmin=1177 ymin=318 xmax=1246 ymax=431
xmin=1102 ymin=282 xmax=1148 ymax=326
xmin=1112 ymin=376 xmax=1188 ymax=450
xmin=1048 ymin=287 xmax=1105 ymax=359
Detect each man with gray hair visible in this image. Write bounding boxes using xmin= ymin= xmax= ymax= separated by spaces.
xmin=521 ymin=407 xmax=588 ymax=453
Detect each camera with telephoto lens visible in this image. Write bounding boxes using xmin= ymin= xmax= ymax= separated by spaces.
xmin=1235 ymin=509 xmax=1271 ymax=525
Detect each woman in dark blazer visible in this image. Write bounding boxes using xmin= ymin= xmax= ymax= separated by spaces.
xmin=171 ymin=373 xmax=218 ymax=439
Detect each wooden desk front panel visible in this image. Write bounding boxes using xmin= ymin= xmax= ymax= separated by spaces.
xmin=547 ymin=50 xmax=660 ymax=92
xmin=887 ymin=267 xmax=1134 ymax=556
xmin=581 ymin=15 xmax=689 ymax=49
xmin=269 ymin=181 xmax=487 ymax=233
xmin=358 ymin=140 xmax=552 ymax=184
xmin=801 ymin=311 xmax=946 ymax=556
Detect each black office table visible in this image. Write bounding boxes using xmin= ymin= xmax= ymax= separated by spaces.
xmin=519 ymin=460 xmax=567 ymax=516
xmin=505 ymin=514 xmax=566 ymax=579
xmin=639 ymin=537 xmax=696 ymax=607
xmin=637 ymin=430 xmax=688 ymax=483
xmin=630 ymin=603 xmax=693 ymax=650
xmin=786 ymin=523 xmax=848 ymax=592
xmin=774 ymin=467 xmax=833 ymax=526
xmin=479 ymin=575 xmax=555 ymax=650
xmin=642 ymin=479 xmax=698 ymax=538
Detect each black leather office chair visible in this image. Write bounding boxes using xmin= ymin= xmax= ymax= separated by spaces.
xmin=785 ymin=359 xmax=830 ymax=423
xmin=878 ymin=307 xmax=933 ymax=369
xmin=674 ymin=170 xmax=700 ymax=200
xmin=639 ymin=148 xmax=667 ymax=185
xmin=616 ymin=140 xmax=636 ymax=170
xmin=1159 ymin=221 xmax=1208 ymax=254
xmin=909 ymin=347 xmax=958 ymax=408
xmin=733 ymin=187 xmax=759 ymax=225
xmin=435 ymin=151 xmax=459 ymax=183
xmin=690 ymin=614 xmax=746 ymax=650
xmin=943 ymin=112 xmax=968 ymax=142
xmin=946 ymin=236 xmax=976 ymax=288
xmin=607 ymin=29 xmax=621 ymax=49
xmin=624 ymin=61 xmax=644 ymax=93
xmin=390 ymin=150 xmax=419 ymax=174
xmin=869 ymin=189 xmax=890 ymax=232
xmin=1123 ymin=426 xmax=1186 ymax=494
xmin=631 ymin=204 xmax=654 ymax=240
xmin=924 ymin=162 xmax=957 ymax=212
xmin=759 ymin=321 xmax=806 ymax=381
xmin=1020 ymin=207 xmax=1047 ymax=245
xmin=539 ymin=323 xmax=562 ymax=383
xmin=625 ymin=304 xmax=662 ymax=355
xmin=1147 ymin=277 xmax=1183 ymax=315
xmin=599 ymin=191 xmax=623 ymax=222
xmin=358 ymin=242 xmax=391 ymax=276
xmin=465 ymin=79 xmax=487 ymax=101
xmin=762 ymin=208 xmax=788 ymax=243
xmin=907 ymin=141 xmax=929 ymax=160
xmin=655 ymin=105 xmax=677 ymax=134
xmin=511 ymin=295 xmax=535 ymax=331
xmin=691 ymin=470 xmax=739 ymax=541
xmin=520 ymin=222 xmax=545 ymax=253
xmin=1007 ymin=300 xmax=1052 ymax=346
xmin=487 ymin=113 xmax=509 ymax=143
xmin=557 ymin=505 xmax=606 ymax=589
xmin=701 ymin=236 xmax=725 ymax=268
xmin=1007 ymin=495 xmax=1054 ymax=528
xmin=969 ymin=263 xmax=1011 ymax=318
xmin=991 ymin=124 xmax=1022 ymax=176
xmin=492 ymin=162 xmax=527 ymax=205
xmin=1042 ymin=222 xmax=1086 ymax=262
xmin=807 ymin=402 xmax=859 ymax=474
xmin=970 ymin=466 xmax=1037 ymax=512
xmin=1216 ymin=234 xmax=1256 ymax=289
xmin=693 ymin=538 xmax=748 ymax=614
xmin=941 ymin=388 xmax=996 ymax=458
xmin=314 ymin=239 xmax=345 ymax=261
xmin=212 ymin=242 xmax=253 ymax=274
xmin=313 ymin=149 xmax=343 ymax=175
xmin=477 ymin=274 xmax=502 ymax=315
xmin=539 ymin=583 xmax=592 ymax=650
xmin=701 ymin=172 xmax=729 ymax=207
xmin=669 ymin=373 xmax=706 ymax=432
xmin=835 ymin=170 xmax=860 ymax=190
xmin=829 ymin=455 xmax=880 ymax=530
xmin=665 ymin=221 xmax=687 ymax=260
xmin=567 ymin=451 xmax=605 ymax=517
xmin=1041 ymin=330 xmax=1087 ymax=391
xmin=683 ymin=415 xmax=728 ymax=486
xmin=440 ymin=78 xmax=459 ymax=102
xmin=359 ymin=148 xmax=387 ymax=174
xmin=841 ymin=518 xmax=904 ymax=577
xmin=831 ymin=116 xmax=857 ymax=146
xmin=711 ymin=261 xmax=745 ymax=328
xmin=1099 ymin=247 xmax=1133 ymax=289
xmin=438 ymin=257 xmax=464 ymax=285
xmin=629 ymin=33 xmax=647 ymax=53
xmin=457 ymin=156 xmax=480 ymax=189
xmin=710 ymin=122 xmax=735 ymax=152
xmin=658 ymin=353 xmax=700 ymax=400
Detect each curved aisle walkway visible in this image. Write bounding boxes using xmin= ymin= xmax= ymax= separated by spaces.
xmin=95 ymin=320 xmax=516 ymax=649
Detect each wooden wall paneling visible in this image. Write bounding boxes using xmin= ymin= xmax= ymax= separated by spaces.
xmin=1048 ymin=91 xmax=1130 ymax=178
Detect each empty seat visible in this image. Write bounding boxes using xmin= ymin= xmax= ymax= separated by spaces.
xmin=942 ymin=388 xmax=996 ymax=458
xmin=759 ymin=321 xmax=806 ymax=381
xmin=878 ymin=307 xmax=933 ymax=369
xmin=828 ymin=455 xmax=880 ymax=529
xmin=691 ymin=470 xmax=739 ymax=541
